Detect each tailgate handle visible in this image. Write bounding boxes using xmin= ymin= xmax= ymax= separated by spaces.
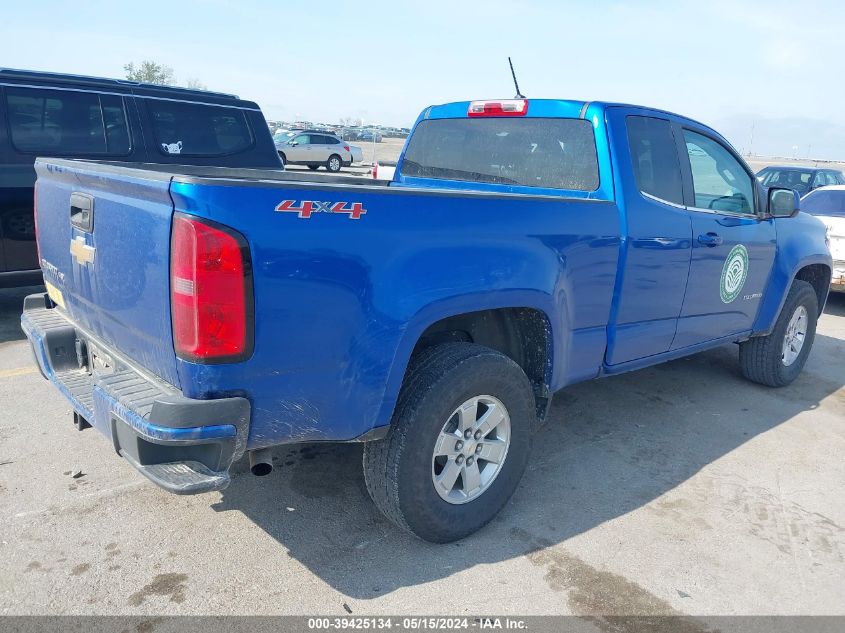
xmin=70 ymin=193 xmax=94 ymax=232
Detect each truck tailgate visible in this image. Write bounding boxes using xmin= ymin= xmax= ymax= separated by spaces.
xmin=34 ymin=161 xmax=180 ymax=387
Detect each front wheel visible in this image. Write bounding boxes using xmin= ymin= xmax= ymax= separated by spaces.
xmin=326 ymin=154 xmax=342 ymax=173
xmin=278 ymin=152 xmax=286 ymax=167
xmin=739 ymin=280 xmax=818 ymax=387
xmin=307 ymin=164 xmax=320 ymax=171
xmin=363 ymin=343 xmax=534 ymax=543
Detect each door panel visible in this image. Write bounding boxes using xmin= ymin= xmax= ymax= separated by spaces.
xmin=312 ymin=135 xmax=331 ymax=162
xmin=286 ymin=134 xmax=310 ymax=162
xmin=672 ymin=128 xmax=776 ymax=348
xmin=605 ymin=110 xmax=693 ymax=365
xmin=673 ymin=212 xmax=775 ymax=347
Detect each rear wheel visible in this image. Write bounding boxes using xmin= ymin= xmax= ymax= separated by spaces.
xmin=363 ymin=343 xmax=534 ymax=542
xmin=307 ymin=164 xmax=320 ymax=171
xmin=326 ymin=154 xmax=342 ymax=173
xmin=739 ymin=280 xmax=818 ymax=386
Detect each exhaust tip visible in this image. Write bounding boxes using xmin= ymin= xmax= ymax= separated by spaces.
xmin=250 ymin=462 xmax=273 ymax=477
xmin=248 ymin=448 xmax=274 ymax=477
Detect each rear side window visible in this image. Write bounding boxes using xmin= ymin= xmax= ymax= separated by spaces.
xmin=401 ymin=117 xmax=599 ymax=191
xmin=626 ymin=116 xmax=684 ymax=205
xmin=147 ymin=100 xmax=253 ymax=156
xmin=801 ymin=190 xmax=845 ymax=217
xmin=5 ymin=87 xmax=131 ymax=155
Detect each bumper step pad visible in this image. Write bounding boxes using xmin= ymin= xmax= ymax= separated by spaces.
xmin=121 ymin=453 xmax=230 ymax=494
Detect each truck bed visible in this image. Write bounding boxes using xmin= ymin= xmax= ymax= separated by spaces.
xmin=31 ymin=157 xmax=621 ymax=453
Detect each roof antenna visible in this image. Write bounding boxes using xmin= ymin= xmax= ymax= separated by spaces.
xmin=508 ymin=57 xmax=525 ymax=99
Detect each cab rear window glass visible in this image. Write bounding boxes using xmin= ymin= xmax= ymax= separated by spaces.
xmin=147 ymin=101 xmax=253 ymax=156
xmin=6 ymin=87 xmax=131 ymax=155
xmin=401 ymin=117 xmax=599 ymax=191
xmin=626 ymin=116 xmax=684 ymax=205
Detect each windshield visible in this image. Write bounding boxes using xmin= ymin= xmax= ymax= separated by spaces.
xmin=274 ymin=130 xmax=296 ymax=144
xmin=401 ymin=117 xmax=599 ymax=191
xmin=801 ymin=189 xmax=845 ymax=217
xmin=759 ymin=168 xmax=815 ymax=194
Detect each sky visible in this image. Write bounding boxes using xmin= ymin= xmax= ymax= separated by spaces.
xmin=2 ymin=0 xmax=843 ymax=160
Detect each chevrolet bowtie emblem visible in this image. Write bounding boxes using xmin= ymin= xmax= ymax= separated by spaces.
xmin=70 ymin=236 xmax=95 ymax=265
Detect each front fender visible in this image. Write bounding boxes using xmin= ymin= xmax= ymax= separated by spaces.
xmin=753 ymin=213 xmax=832 ymax=335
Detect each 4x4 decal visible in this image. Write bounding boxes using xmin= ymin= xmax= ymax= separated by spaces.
xmin=275 ymin=200 xmax=366 ymax=220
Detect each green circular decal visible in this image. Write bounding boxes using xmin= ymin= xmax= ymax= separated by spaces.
xmin=720 ymin=244 xmax=749 ymax=304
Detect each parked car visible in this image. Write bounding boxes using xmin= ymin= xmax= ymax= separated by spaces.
xmin=339 ymin=128 xmax=359 ymax=141
xmin=348 ymin=144 xmax=364 ymax=164
xmin=23 ymin=97 xmax=831 ymax=543
xmin=800 ymin=186 xmax=845 ymax=292
xmin=756 ymin=166 xmax=845 ymax=197
xmin=357 ymin=129 xmax=383 ymax=143
xmin=0 ymin=68 xmax=281 ymax=287
xmin=275 ymin=132 xmax=358 ymax=171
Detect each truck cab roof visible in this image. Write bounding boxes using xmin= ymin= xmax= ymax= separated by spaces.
xmin=0 ymin=68 xmax=254 ymax=108
xmin=421 ymin=98 xmax=719 ymax=132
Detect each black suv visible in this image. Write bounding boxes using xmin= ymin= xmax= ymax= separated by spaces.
xmin=756 ymin=165 xmax=845 ymax=197
xmin=0 ymin=69 xmax=281 ymax=286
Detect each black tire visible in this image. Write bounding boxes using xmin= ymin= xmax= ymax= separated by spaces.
xmin=363 ymin=343 xmax=534 ymax=543
xmin=326 ymin=154 xmax=342 ymax=173
xmin=739 ymin=280 xmax=818 ymax=387
xmin=307 ymin=164 xmax=320 ymax=171
xmin=278 ymin=152 xmax=286 ymax=167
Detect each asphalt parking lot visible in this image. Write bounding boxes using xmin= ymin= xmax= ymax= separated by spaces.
xmin=1 ymin=285 xmax=843 ymax=617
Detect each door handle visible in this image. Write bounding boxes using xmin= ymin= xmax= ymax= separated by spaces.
xmin=70 ymin=192 xmax=94 ymax=232
xmin=697 ymin=232 xmax=723 ymax=247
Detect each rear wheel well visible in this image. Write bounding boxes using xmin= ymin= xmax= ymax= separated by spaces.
xmin=411 ymin=308 xmax=552 ymax=421
xmin=794 ymin=264 xmax=830 ymax=315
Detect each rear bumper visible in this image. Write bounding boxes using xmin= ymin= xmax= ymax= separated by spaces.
xmin=21 ymin=293 xmax=250 ymax=494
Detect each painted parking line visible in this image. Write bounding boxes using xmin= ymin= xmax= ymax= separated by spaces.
xmin=0 ymin=366 xmax=38 ymax=379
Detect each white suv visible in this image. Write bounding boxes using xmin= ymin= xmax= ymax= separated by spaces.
xmin=275 ymin=131 xmax=359 ymax=172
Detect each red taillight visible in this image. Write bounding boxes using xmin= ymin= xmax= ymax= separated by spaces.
xmin=372 ymin=163 xmax=378 ymax=179
xmin=467 ymin=99 xmax=528 ymax=117
xmin=344 ymin=145 xmax=350 ymax=152
xmin=171 ymin=214 xmax=253 ymax=363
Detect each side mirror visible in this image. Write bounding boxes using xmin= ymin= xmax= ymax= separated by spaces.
xmin=769 ymin=187 xmax=800 ymax=218
xmin=289 ymin=141 xmax=298 ymax=146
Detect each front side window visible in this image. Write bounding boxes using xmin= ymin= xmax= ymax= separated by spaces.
xmin=626 ymin=116 xmax=684 ymax=205
xmin=148 ymin=100 xmax=253 ymax=156
xmin=401 ymin=117 xmax=599 ymax=191
xmin=291 ymin=134 xmax=310 ymax=145
xmin=6 ymin=87 xmax=130 ymax=155
xmin=683 ymin=129 xmax=755 ymax=215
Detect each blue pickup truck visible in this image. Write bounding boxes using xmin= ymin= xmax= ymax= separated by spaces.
xmin=22 ymin=98 xmax=831 ymax=542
